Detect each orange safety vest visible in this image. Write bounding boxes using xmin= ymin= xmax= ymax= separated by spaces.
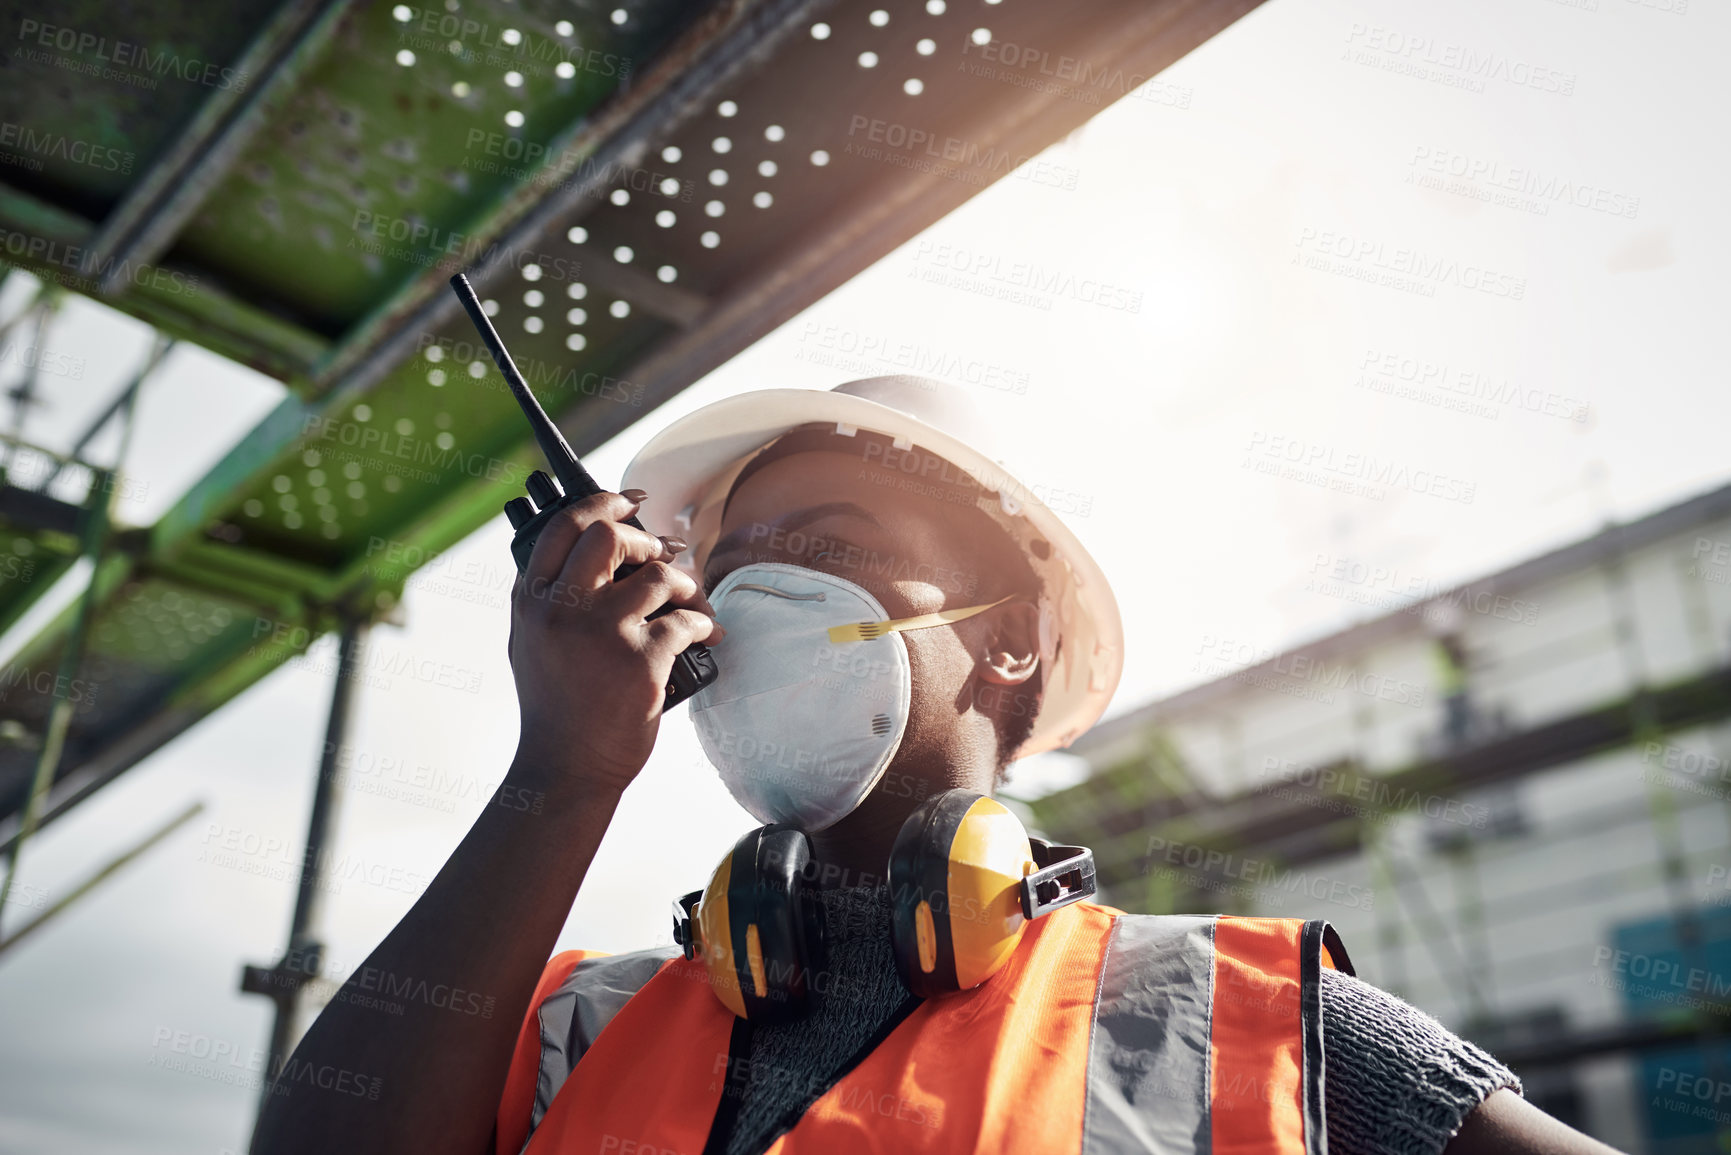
xmin=496 ymin=903 xmax=1350 ymax=1155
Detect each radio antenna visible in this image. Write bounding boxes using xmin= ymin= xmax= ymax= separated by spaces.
xmin=448 ymin=272 xmax=595 ymax=499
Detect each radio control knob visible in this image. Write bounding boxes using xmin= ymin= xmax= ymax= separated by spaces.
xmin=526 ymin=470 xmax=562 ymax=508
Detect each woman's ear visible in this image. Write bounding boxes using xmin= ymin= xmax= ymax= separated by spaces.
xmin=975 ymin=601 xmax=1041 ymax=687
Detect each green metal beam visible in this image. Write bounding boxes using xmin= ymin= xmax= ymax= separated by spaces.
xmin=0 ymin=185 xmax=328 ymax=380
xmin=85 ymin=0 xmax=368 ymax=288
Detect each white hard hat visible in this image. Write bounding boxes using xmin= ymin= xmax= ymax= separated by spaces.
xmin=620 ymin=375 xmax=1123 ymax=758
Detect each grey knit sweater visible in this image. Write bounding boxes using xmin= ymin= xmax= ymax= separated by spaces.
xmin=717 ymin=885 xmax=1521 ymax=1155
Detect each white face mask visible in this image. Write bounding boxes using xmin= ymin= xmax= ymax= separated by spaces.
xmin=690 ymin=563 xmax=910 ymax=832
xmin=689 ymin=562 xmax=1008 ymax=832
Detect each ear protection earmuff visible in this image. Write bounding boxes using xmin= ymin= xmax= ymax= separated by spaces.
xmin=671 ymin=788 xmax=1095 ymax=1022
xmin=679 ymin=824 xmax=828 ymax=1020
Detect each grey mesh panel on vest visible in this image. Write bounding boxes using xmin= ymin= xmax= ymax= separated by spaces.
xmin=525 ymin=946 xmax=681 ymax=1147
xmin=1082 ymin=914 xmax=1217 ymax=1155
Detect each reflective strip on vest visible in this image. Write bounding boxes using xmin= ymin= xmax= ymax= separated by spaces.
xmin=524 ymin=946 xmax=680 ymax=1147
xmin=1082 ymin=914 xmax=1216 ymax=1155
xmin=508 ymin=908 xmax=1344 ymax=1155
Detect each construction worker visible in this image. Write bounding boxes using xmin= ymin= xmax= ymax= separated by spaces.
xmin=255 ymin=377 xmax=1620 ymax=1155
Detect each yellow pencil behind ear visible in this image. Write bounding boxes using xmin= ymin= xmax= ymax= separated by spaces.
xmin=828 ymin=595 xmax=1013 ymax=644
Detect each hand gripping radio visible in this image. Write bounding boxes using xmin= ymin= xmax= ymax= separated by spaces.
xmin=448 ymin=273 xmax=719 ymax=711
xmin=670 ymin=789 xmax=1096 ymax=1022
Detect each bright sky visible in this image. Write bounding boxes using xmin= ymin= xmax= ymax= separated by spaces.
xmin=2 ymin=0 xmax=1727 ymax=1149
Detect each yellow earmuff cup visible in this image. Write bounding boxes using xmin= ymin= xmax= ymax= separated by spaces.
xmin=890 ymin=789 xmax=1038 ymax=997
xmin=945 ymin=796 xmax=1035 ymax=990
xmin=697 ymin=853 xmax=746 ymax=1018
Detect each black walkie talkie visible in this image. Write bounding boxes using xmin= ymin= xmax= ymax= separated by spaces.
xmin=448 ymin=273 xmax=720 ymax=711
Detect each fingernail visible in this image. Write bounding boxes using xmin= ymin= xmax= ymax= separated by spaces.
xmin=662 ymin=535 xmax=689 ymax=553
xmin=710 ymin=623 xmax=727 ymax=639
xmin=621 ymin=488 xmax=648 ymax=503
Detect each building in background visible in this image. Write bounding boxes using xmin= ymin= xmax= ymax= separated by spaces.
xmin=1025 ymin=480 xmax=1731 ymax=1155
